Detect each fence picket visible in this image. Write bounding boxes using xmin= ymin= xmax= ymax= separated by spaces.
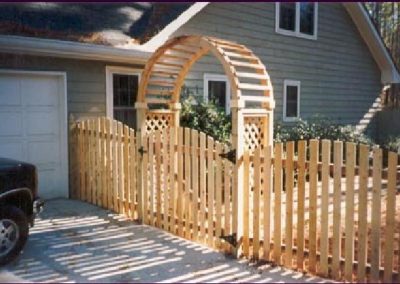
xmin=177 ymin=128 xmax=184 ymax=236
xmin=253 ymin=146 xmax=261 ymax=259
xmin=332 ymin=141 xmax=343 ymax=279
xmin=357 ymin=144 xmax=369 ymax=282
xmin=130 ymin=129 xmax=136 ymax=219
xmin=285 ymin=141 xmax=294 ymax=267
xmin=215 ymin=142 xmax=223 ymax=250
xmin=105 ymin=119 xmax=111 ymax=210
xmin=146 ymin=133 xmax=154 ymax=225
xmin=309 ymin=140 xmax=318 ymax=273
xmin=263 ymin=145 xmax=272 ymax=261
xmin=296 ymin=141 xmax=306 ymax=270
xmin=123 ymin=125 xmax=130 ymax=215
xmin=155 ymin=130 xmax=162 ymax=228
xmin=191 ymin=129 xmax=199 ymax=241
xmin=383 ymin=152 xmax=397 ymax=282
xmin=163 ymin=131 xmax=170 ymax=231
xmin=169 ymin=128 xmax=176 ymax=233
xmin=344 ymin=142 xmax=356 ymax=282
xmin=371 ymin=148 xmax=382 ymax=282
xmin=224 ymin=145 xmax=231 ymax=253
xmin=273 ymin=143 xmax=283 ymax=264
xmin=199 ymin=132 xmax=206 ymax=243
xmin=118 ymin=122 xmax=124 ymax=214
xmin=185 ymin=128 xmax=191 ymax=238
xmin=112 ymin=121 xmax=118 ymax=212
xmin=320 ymin=140 xmax=330 ymax=277
xmin=207 ymin=136 xmax=215 ymax=248
xmin=243 ymin=150 xmax=250 ymax=257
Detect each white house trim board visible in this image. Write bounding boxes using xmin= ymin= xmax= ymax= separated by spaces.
xmin=275 ymin=3 xmax=318 ymax=41
xmin=203 ymin=73 xmax=231 ymax=114
xmin=283 ymin=79 xmax=301 ymax=122
xmin=0 ymin=69 xmax=69 ymax=198
xmin=343 ymin=3 xmax=400 ymax=83
xmin=0 ymin=35 xmax=151 ymax=64
xmin=106 ymin=66 xmax=142 ymax=119
xmin=141 ymin=2 xmax=210 ymax=52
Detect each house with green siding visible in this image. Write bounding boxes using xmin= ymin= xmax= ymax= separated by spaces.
xmin=0 ymin=2 xmax=398 ymax=198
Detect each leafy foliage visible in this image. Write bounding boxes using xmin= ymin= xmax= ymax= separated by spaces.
xmin=381 ymin=136 xmax=400 ymax=153
xmin=180 ymin=95 xmax=232 ymax=145
xmin=273 ymin=116 xmax=373 ymax=145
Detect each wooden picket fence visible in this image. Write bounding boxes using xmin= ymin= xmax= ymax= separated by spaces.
xmin=70 ymin=117 xmax=140 ymax=218
xmin=244 ymin=140 xmax=400 ymax=282
xmin=70 ymin=117 xmax=400 ymax=283
xmin=70 ymin=118 xmax=236 ymax=252
xmin=140 ymin=128 xmax=235 ymax=251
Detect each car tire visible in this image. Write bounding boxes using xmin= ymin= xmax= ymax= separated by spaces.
xmin=0 ymin=206 xmax=29 ymax=265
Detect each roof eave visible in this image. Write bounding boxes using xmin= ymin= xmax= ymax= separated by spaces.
xmin=0 ymin=35 xmax=151 ymax=64
xmin=344 ymin=2 xmax=400 ymax=84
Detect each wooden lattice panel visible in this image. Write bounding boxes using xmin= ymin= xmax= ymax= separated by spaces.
xmin=144 ymin=112 xmax=174 ymax=134
xmin=244 ymin=116 xmax=267 ymax=152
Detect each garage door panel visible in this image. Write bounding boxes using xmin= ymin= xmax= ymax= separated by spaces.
xmin=0 ymin=142 xmax=25 ymax=161
xmin=0 ymin=112 xmax=23 ymax=136
xmin=28 ymin=141 xmax=59 ymax=165
xmin=0 ymin=72 xmax=67 ymax=199
xmin=22 ymin=77 xmax=59 ymax=106
xmin=37 ymin=169 xmax=56 ymax=198
xmin=26 ymin=111 xmax=58 ymax=135
xmin=0 ymin=76 xmax=21 ymax=106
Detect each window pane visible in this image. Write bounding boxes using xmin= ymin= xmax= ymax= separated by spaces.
xmin=113 ymin=74 xmax=138 ymax=107
xmin=300 ymin=3 xmax=315 ymax=35
xmin=208 ymin=80 xmax=227 ymax=110
xmin=279 ymin=3 xmax=296 ymax=31
xmin=286 ymin=85 xmax=298 ymax=118
xmin=113 ymin=73 xmax=139 ymax=128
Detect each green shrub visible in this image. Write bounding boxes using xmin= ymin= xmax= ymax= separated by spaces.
xmin=180 ymin=96 xmax=232 ymax=144
xmin=381 ymin=136 xmax=400 ymax=153
xmin=274 ymin=116 xmax=373 ymax=145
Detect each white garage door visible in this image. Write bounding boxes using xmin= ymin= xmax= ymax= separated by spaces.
xmin=0 ymin=71 xmax=68 ymax=199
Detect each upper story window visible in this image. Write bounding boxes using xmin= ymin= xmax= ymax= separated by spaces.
xmin=276 ymin=3 xmax=318 ymax=40
xmin=204 ymin=74 xmax=231 ymax=114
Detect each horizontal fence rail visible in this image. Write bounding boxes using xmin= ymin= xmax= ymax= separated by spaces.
xmin=71 ymin=118 xmax=400 ymax=283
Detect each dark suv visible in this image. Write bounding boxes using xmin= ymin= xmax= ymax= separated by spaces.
xmin=0 ymin=158 xmax=43 ymax=265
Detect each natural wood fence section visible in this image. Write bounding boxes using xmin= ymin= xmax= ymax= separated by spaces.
xmin=70 ymin=117 xmax=139 ymax=218
xmin=243 ymin=140 xmax=400 ymax=282
xmin=140 ymin=128 xmax=235 ymax=251
xmin=71 ymin=118 xmax=400 ymax=283
xmin=70 ymin=119 xmax=235 ymax=252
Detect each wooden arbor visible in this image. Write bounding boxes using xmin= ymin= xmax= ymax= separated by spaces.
xmin=135 ymin=35 xmax=275 ymax=254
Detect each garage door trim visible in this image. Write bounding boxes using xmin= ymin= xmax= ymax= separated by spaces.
xmin=0 ymin=69 xmax=68 ymax=198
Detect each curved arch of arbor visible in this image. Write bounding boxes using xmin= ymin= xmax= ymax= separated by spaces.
xmin=136 ymin=35 xmax=275 ymax=156
xmin=137 ymin=35 xmax=274 ymax=109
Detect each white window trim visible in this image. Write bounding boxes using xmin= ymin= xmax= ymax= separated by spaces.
xmin=283 ymin=79 xmax=301 ymax=122
xmin=203 ymin=73 xmax=231 ymax=114
xmin=105 ymin=66 xmax=141 ymax=118
xmin=275 ymin=3 xmax=318 ymax=40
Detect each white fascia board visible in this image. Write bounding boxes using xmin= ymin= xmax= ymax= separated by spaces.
xmin=140 ymin=2 xmax=210 ymax=52
xmin=344 ymin=3 xmax=400 ymax=83
xmin=0 ymin=35 xmax=152 ymax=64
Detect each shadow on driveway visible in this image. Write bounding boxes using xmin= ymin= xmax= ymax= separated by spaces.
xmin=3 ymin=199 xmax=332 ymax=283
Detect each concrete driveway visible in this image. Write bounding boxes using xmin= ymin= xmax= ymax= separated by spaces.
xmin=3 ymin=199 xmax=331 ymax=283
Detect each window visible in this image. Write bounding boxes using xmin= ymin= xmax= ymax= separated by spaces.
xmin=283 ymin=80 xmax=300 ymax=121
xmin=204 ymin=74 xmax=231 ymax=114
xmin=276 ymin=3 xmax=318 ymax=40
xmin=106 ymin=66 xmax=140 ymax=129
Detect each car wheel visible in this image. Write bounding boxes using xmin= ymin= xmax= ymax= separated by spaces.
xmin=0 ymin=206 xmax=29 ymax=265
